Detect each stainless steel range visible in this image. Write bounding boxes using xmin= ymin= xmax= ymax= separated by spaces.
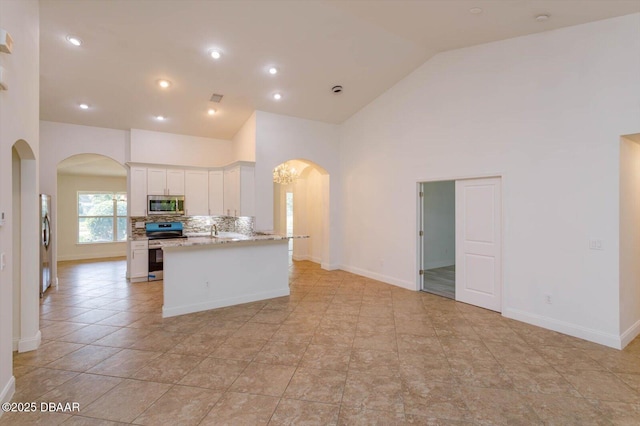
xmin=146 ymin=222 xmax=186 ymax=281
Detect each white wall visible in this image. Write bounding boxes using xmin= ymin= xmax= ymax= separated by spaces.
xmin=233 ymin=112 xmax=256 ymax=162
xmin=130 ymin=129 xmax=233 ymax=167
xmin=619 ymin=135 xmax=640 ymax=345
xmin=339 ymin=14 xmax=640 ymax=348
xmin=423 ymin=181 xmax=455 ymax=270
xmin=301 ymin=168 xmax=324 ymax=263
xmin=254 ymin=111 xmax=341 ymax=268
xmin=57 ymin=174 xmax=127 ymax=261
xmin=0 ymin=0 xmax=39 ymax=407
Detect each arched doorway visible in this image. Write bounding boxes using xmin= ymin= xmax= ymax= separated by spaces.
xmin=273 ymin=159 xmax=330 ymax=268
xmin=12 ymin=140 xmax=40 ymax=353
xmin=56 ymin=154 xmax=128 ymax=263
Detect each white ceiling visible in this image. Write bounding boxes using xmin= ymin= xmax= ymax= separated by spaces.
xmin=57 ymin=154 xmax=127 ymax=177
xmin=39 ymin=0 xmax=640 ymax=140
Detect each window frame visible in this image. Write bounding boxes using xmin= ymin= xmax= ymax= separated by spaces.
xmin=77 ymin=191 xmax=127 ymax=244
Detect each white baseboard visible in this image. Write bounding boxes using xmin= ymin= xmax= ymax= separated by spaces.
xmin=0 ymin=376 xmax=15 ymax=409
xmin=58 ymin=251 xmax=126 ymax=261
xmin=292 ymin=254 xmax=312 ymax=262
xmin=503 ymin=308 xmax=622 ymax=349
xmin=620 ymin=318 xmax=640 ymax=349
xmin=162 ymin=287 xmax=290 ymax=318
xmin=339 ymin=264 xmax=416 ymax=291
xmin=321 ymin=263 xmax=340 ymax=271
xmin=18 ymin=330 xmax=41 ymax=353
xmin=12 ymin=337 xmax=18 ymax=351
xmin=292 ymin=254 xmax=322 ymax=263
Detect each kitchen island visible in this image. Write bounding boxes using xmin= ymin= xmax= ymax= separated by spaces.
xmin=159 ymin=233 xmax=305 ymax=318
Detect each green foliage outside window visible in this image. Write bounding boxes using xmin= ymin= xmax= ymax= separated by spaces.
xmin=78 ymin=192 xmax=127 ymax=243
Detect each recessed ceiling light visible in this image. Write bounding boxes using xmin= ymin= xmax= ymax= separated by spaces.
xmin=79 ymin=103 xmax=89 ymax=110
xmin=535 ymin=14 xmax=550 ymax=22
xmin=155 ymin=115 xmax=166 ymax=121
xmin=469 ymin=7 xmax=483 ymax=14
xmin=209 ymin=49 xmax=222 ymax=59
xmin=268 ymin=67 xmax=278 ymax=75
xmin=208 ymin=109 xmax=216 ymax=115
xmin=66 ymin=35 xmax=82 ymax=46
xmin=273 ymin=93 xmax=282 ymax=101
xmin=158 ymin=79 xmax=171 ymax=89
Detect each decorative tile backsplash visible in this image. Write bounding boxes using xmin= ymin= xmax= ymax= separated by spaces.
xmin=130 ymin=215 xmax=254 ymax=238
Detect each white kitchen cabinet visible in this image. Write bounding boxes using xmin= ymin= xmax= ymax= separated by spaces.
xmin=166 ymin=169 xmax=185 ymax=195
xmin=223 ymin=168 xmax=240 ymax=216
xmin=184 ymin=170 xmax=209 ymax=216
xmin=223 ymin=165 xmax=254 ymax=216
xmin=208 ymin=170 xmax=224 ymax=216
xmin=147 ymin=168 xmax=185 ymax=196
xmin=129 ymin=240 xmax=149 ymax=282
xmin=147 ymin=168 xmax=166 ymax=195
xmin=129 ymin=166 xmax=148 ymax=216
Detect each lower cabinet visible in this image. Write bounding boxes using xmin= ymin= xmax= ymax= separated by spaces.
xmin=129 ymin=240 xmax=148 ymax=282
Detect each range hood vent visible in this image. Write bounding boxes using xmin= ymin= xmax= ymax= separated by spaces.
xmin=210 ymin=93 xmax=224 ymax=103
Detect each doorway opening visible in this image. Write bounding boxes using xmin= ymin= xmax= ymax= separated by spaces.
xmin=273 ymin=159 xmax=330 ymax=267
xmin=419 ymin=181 xmax=456 ymax=299
xmin=11 ymin=139 xmax=40 ymax=353
xmin=419 ymin=176 xmax=503 ymax=312
xmin=56 ymin=154 xmax=128 ymax=263
xmin=620 ymin=133 xmax=640 ymax=347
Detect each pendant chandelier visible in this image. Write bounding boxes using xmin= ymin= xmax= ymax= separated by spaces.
xmin=273 ymin=162 xmax=299 ymax=185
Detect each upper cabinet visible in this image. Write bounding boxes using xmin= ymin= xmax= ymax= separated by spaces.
xmin=184 ymin=170 xmax=209 ymax=216
xmin=127 ymin=162 xmax=253 ymax=217
xmin=223 ymin=165 xmax=255 ymax=217
xmin=129 ymin=167 xmax=148 ymax=216
xmin=208 ymin=170 xmax=224 ymax=216
xmin=148 ymin=168 xmax=185 ymax=196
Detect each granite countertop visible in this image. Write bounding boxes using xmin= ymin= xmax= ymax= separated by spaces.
xmin=157 ymin=232 xmax=308 ymax=248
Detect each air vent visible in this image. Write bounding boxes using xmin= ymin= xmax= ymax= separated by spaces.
xmin=210 ymin=93 xmax=224 ymax=103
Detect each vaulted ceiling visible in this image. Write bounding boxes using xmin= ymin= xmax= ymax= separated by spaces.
xmin=39 ymin=0 xmax=640 ymax=139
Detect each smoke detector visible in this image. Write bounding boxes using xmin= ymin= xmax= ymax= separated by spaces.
xmin=332 ymin=85 xmax=343 ymax=94
xmin=210 ymin=93 xmax=224 ymax=103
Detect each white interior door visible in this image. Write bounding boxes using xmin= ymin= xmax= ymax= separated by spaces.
xmin=455 ymin=177 xmax=502 ymax=312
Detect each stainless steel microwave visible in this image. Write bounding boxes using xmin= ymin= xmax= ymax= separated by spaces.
xmin=148 ymin=195 xmax=185 ymax=215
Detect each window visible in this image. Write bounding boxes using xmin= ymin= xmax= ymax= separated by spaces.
xmin=78 ymin=192 xmax=127 ymax=243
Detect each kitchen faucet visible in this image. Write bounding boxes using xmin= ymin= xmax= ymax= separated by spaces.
xmin=210 ymin=223 xmax=218 ymax=237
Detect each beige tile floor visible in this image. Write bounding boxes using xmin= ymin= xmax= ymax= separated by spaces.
xmin=3 ymin=257 xmax=640 ymax=425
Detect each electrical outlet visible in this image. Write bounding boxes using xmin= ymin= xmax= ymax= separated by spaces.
xmin=0 ymin=253 xmax=5 ymax=270
xmin=589 ymin=239 xmax=603 ymax=250
xmin=135 ymin=222 xmax=145 ymax=229
xmin=544 ymin=294 xmax=552 ymax=304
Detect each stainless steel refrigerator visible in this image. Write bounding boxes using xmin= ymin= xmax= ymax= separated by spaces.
xmin=40 ymin=194 xmax=53 ymax=296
